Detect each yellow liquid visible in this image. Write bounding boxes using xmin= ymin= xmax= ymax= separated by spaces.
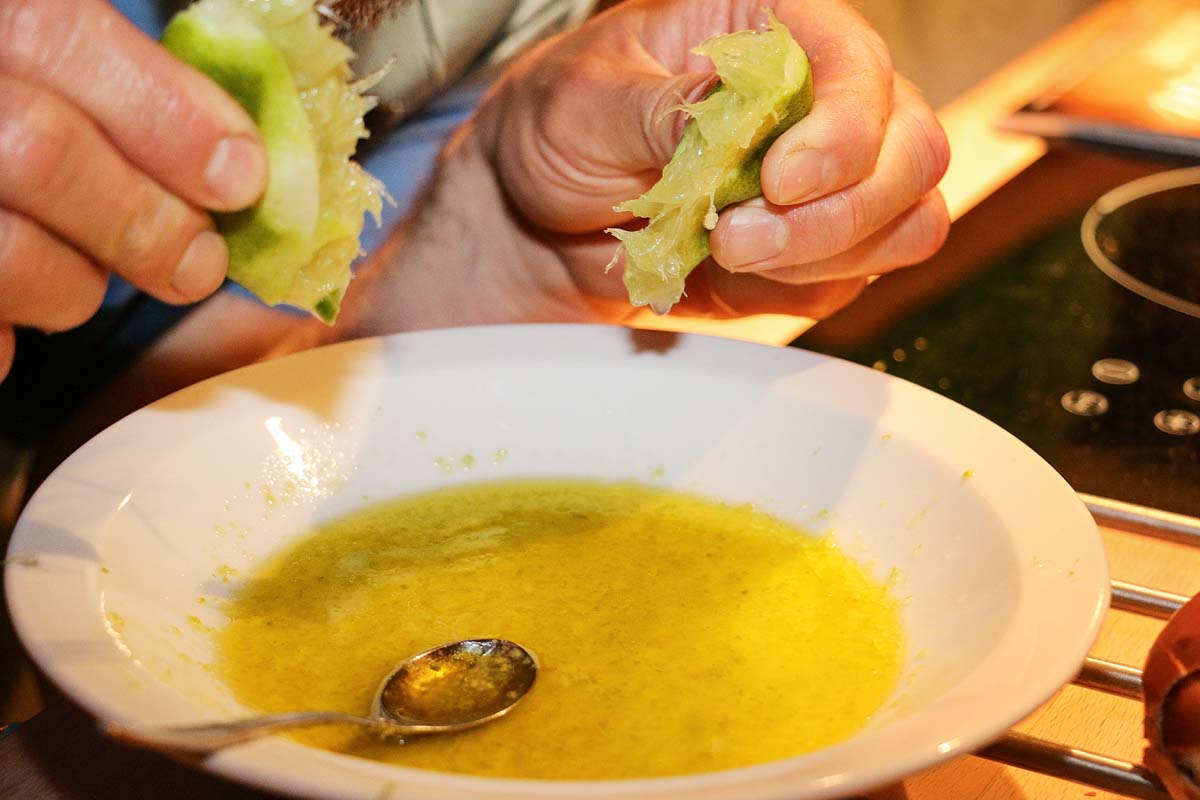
xmin=217 ymin=480 xmax=904 ymax=779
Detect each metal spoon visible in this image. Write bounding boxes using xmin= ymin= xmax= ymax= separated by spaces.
xmin=104 ymin=638 xmax=537 ymax=754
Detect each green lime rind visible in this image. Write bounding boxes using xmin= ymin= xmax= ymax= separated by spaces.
xmin=163 ymin=0 xmax=384 ymax=323
xmin=606 ymin=12 xmax=813 ymax=313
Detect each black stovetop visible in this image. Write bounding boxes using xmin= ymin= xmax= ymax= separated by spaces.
xmin=793 ymin=149 xmax=1200 ymax=518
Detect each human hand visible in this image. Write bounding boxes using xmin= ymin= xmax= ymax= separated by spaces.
xmin=473 ymin=0 xmax=950 ymax=321
xmin=0 ymin=0 xmax=268 ymax=381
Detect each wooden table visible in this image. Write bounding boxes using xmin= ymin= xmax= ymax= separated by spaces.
xmin=4 ymin=0 xmax=1197 ymax=797
xmin=907 ymin=520 xmax=1200 ymax=800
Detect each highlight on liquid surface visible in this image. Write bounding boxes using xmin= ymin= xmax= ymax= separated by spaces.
xmin=217 ymin=480 xmax=905 ymax=779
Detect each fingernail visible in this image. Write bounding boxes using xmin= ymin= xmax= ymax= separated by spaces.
xmin=205 ymin=136 xmax=267 ymax=208
xmin=775 ymin=149 xmax=831 ymax=205
xmin=671 ymin=73 xmax=721 ymax=142
xmin=172 ymin=231 xmax=227 ymax=300
xmin=720 ymin=207 xmax=788 ymax=269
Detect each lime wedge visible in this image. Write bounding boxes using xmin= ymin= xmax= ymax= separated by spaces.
xmin=163 ymin=0 xmax=384 ymax=323
xmin=607 ymin=13 xmax=813 ymax=313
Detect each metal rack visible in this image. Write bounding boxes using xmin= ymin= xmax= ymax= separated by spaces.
xmin=973 ymin=493 xmax=1200 ymax=799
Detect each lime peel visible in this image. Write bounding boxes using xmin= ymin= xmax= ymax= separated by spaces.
xmin=163 ymin=0 xmax=385 ymax=323
xmin=606 ymin=12 xmax=813 ymax=313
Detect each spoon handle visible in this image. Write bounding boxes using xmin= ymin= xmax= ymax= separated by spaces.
xmin=104 ymin=711 xmax=415 ymax=754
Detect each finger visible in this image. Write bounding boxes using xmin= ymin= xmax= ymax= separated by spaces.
xmin=761 ymin=0 xmax=896 ymax=205
xmin=490 ymin=35 xmax=716 ymax=233
xmin=0 ymin=324 xmax=13 ymax=383
xmin=0 ymin=207 xmax=108 ymax=331
xmin=711 ymin=80 xmax=949 ymax=272
xmin=0 ymin=76 xmax=227 ymax=303
xmin=738 ymin=191 xmax=949 ymax=284
xmin=0 ymin=0 xmax=266 ymax=211
xmin=583 ymin=49 xmax=718 ymax=175
xmin=688 ymin=265 xmax=867 ymax=319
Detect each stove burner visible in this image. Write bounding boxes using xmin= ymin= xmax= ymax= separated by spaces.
xmin=1062 ymin=390 xmax=1110 ymax=417
xmin=1092 ymin=358 xmax=1141 ymax=385
xmin=1154 ymin=409 xmax=1200 ymax=436
xmin=1081 ymin=167 xmax=1200 ymax=319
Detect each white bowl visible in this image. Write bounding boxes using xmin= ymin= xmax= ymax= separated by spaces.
xmin=5 ymin=324 xmax=1108 ymax=800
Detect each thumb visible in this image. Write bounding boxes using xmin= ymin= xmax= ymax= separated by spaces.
xmin=486 ymin=56 xmax=715 ymax=234
xmin=632 ymin=69 xmax=720 ymax=170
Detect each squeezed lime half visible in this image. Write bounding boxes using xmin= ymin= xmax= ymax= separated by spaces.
xmin=607 ymin=13 xmax=813 ymax=313
xmin=163 ymin=0 xmax=384 ymax=322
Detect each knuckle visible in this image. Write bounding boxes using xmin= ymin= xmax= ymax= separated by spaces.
xmin=61 ymin=275 xmax=106 ymax=329
xmin=0 ymin=209 xmax=104 ymax=332
xmin=515 ymin=42 xmax=569 ymax=117
xmin=0 ymin=0 xmax=84 ymax=77
xmin=43 ymin=283 xmax=104 ymax=332
xmin=0 ymin=0 xmax=47 ymax=71
xmin=0 ymin=326 xmax=13 ymax=382
xmin=0 ymin=210 xmax=16 ymax=290
xmin=828 ymin=189 xmax=876 ymax=255
xmin=0 ymin=87 xmax=76 ymax=198
xmin=900 ymin=109 xmax=951 ymax=194
xmin=930 ymin=121 xmax=952 ymax=183
xmin=44 ymin=263 xmax=106 ymax=333
xmin=862 ymin=31 xmax=895 ymax=88
xmin=104 ymin=185 xmax=190 ymax=281
xmin=541 ymin=57 xmax=605 ymax=144
xmin=844 ymin=105 xmax=888 ymax=179
xmin=811 ymin=92 xmax=886 ymax=183
xmin=108 ymin=189 xmax=161 ymax=269
xmin=911 ymin=195 xmax=951 ymax=262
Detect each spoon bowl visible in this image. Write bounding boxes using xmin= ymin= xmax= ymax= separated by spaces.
xmin=374 ymin=638 xmax=539 ymax=729
xmin=105 ymin=638 xmax=537 ymax=754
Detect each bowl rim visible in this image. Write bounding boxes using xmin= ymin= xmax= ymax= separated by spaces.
xmin=5 ymin=323 xmax=1111 ymax=800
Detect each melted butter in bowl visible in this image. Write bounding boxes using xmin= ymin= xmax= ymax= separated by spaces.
xmin=217 ymin=479 xmax=904 ymax=780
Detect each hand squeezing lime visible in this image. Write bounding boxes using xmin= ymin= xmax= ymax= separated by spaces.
xmin=607 ymin=13 xmax=813 ymax=314
xmin=163 ymin=0 xmax=384 ymax=323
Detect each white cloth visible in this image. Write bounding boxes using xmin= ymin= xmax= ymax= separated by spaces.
xmin=340 ymin=0 xmax=595 ymax=123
